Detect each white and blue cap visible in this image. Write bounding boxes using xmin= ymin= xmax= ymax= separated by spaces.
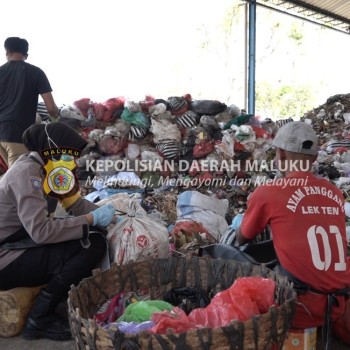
xmin=273 ymin=121 xmax=318 ymax=155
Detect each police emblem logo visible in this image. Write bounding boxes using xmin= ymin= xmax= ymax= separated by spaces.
xmin=43 ymin=158 xmax=76 ymax=195
xmin=48 ymin=167 xmax=74 ymax=194
xmin=30 ymin=176 xmax=42 ymax=191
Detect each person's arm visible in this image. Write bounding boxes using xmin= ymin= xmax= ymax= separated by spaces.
xmin=86 ymin=212 xmax=94 ymax=225
xmin=235 ymin=226 xmax=251 ymax=246
xmin=234 ymin=187 xmax=271 ymax=245
xmin=41 ymin=92 xmax=59 ymax=119
xmin=59 ymin=191 xmax=117 ymax=227
xmin=60 ymin=192 xmax=99 ymax=215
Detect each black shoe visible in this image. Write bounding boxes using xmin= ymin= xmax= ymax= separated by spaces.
xmin=22 ymin=313 xmax=72 ymax=341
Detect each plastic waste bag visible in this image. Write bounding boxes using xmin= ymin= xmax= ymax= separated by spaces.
xmin=163 ymin=287 xmax=211 ymax=315
xmin=150 ymin=277 xmax=275 ymax=333
xmin=118 ymin=300 xmax=173 ymax=323
xmin=112 ymin=321 xmax=155 ymax=333
xmin=106 ymin=200 xmax=170 ymax=265
xmin=149 ymin=307 xmax=195 ymax=334
xmin=95 ymin=291 xmax=139 ymax=325
xmin=121 ymin=108 xmax=150 ymax=129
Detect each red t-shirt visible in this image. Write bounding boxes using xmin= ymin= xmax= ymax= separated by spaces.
xmin=240 ymin=171 xmax=350 ymax=328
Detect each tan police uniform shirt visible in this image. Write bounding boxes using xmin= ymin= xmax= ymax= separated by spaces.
xmin=0 ymin=152 xmax=97 ymax=270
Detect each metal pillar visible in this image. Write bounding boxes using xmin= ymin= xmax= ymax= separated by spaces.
xmin=247 ymin=0 xmax=257 ymax=115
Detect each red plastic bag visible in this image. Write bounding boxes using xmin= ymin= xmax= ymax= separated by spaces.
xmin=188 ymin=303 xmax=239 ymax=328
xmin=92 ymin=102 xmax=106 ymax=121
xmin=73 ymin=98 xmax=91 ymax=117
xmin=252 ymin=126 xmax=271 ymax=139
xmin=150 ymin=277 xmax=276 ymax=333
xmin=94 ymin=292 xmax=126 ymax=325
xmin=171 ymin=220 xmax=213 ymax=249
xmin=103 ymin=97 xmax=125 ymax=112
xmin=234 ymin=141 xmax=245 ymax=151
xmin=149 ymin=307 xmax=195 ymax=334
xmin=188 ymin=277 xmax=275 ymax=328
xmin=99 ymin=135 xmax=128 ymax=155
xmin=101 ymin=97 xmax=126 ymax=123
xmin=139 ymin=95 xmax=155 ymax=113
xmin=228 ymin=277 xmax=275 ymax=314
xmin=197 ymin=171 xmax=213 ymax=182
xmin=188 ymin=160 xmax=200 ymax=177
xmin=193 ymin=140 xmax=214 ymax=158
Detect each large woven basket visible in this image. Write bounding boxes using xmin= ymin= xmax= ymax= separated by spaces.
xmin=68 ymin=257 xmax=296 ymax=350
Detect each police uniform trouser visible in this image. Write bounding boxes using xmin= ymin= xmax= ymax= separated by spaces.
xmin=0 ymin=232 xmax=106 ymax=298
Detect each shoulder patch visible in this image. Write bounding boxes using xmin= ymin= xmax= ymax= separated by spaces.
xmin=30 ymin=176 xmax=42 ymax=191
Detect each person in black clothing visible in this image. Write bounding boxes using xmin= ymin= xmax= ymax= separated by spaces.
xmin=0 ymin=37 xmax=60 ymax=167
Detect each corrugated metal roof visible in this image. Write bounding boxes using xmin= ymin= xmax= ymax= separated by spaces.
xmin=256 ymin=0 xmax=350 ymax=34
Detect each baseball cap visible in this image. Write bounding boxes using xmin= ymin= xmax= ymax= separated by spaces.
xmin=273 ymin=121 xmax=318 ymax=155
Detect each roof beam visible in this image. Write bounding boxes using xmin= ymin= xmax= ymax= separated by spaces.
xmin=251 ymin=0 xmax=350 ymax=34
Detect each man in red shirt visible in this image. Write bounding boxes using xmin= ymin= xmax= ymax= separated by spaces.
xmin=235 ymin=121 xmax=350 ymax=348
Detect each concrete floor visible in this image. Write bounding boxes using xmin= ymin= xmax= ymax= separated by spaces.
xmin=0 ymin=336 xmax=75 ymax=350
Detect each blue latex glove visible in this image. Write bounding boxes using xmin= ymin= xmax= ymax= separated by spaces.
xmin=91 ymin=204 xmax=115 ymax=227
xmin=231 ymin=213 xmax=244 ymax=230
xmin=117 ymin=216 xmax=124 ymax=223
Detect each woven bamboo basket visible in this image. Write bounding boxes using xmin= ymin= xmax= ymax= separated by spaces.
xmin=68 ymin=256 xmax=296 ymax=350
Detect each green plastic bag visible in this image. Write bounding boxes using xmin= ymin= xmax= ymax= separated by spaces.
xmin=223 ymin=114 xmax=253 ymax=129
xmin=118 ymin=300 xmax=173 ymax=323
xmin=121 ymin=108 xmax=150 ymax=129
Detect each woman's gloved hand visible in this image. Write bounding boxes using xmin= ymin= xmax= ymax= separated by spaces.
xmin=91 ymin=204 xmax=115 ymax=227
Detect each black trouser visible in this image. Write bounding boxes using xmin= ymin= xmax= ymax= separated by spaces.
xmin=0 ymin=233 xmax=106 ymax=298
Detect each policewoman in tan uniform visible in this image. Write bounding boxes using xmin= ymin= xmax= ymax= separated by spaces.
xmin=0 ymin=122 xmax=116 ymax=341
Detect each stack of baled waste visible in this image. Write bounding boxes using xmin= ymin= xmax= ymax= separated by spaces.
xmin=52 ymin=93 xmax=350 ymax=256
xmin=54 ymin=94 xmax=277 ymax=258
xmin=59 ymin=94 xmax=276 ymax=220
